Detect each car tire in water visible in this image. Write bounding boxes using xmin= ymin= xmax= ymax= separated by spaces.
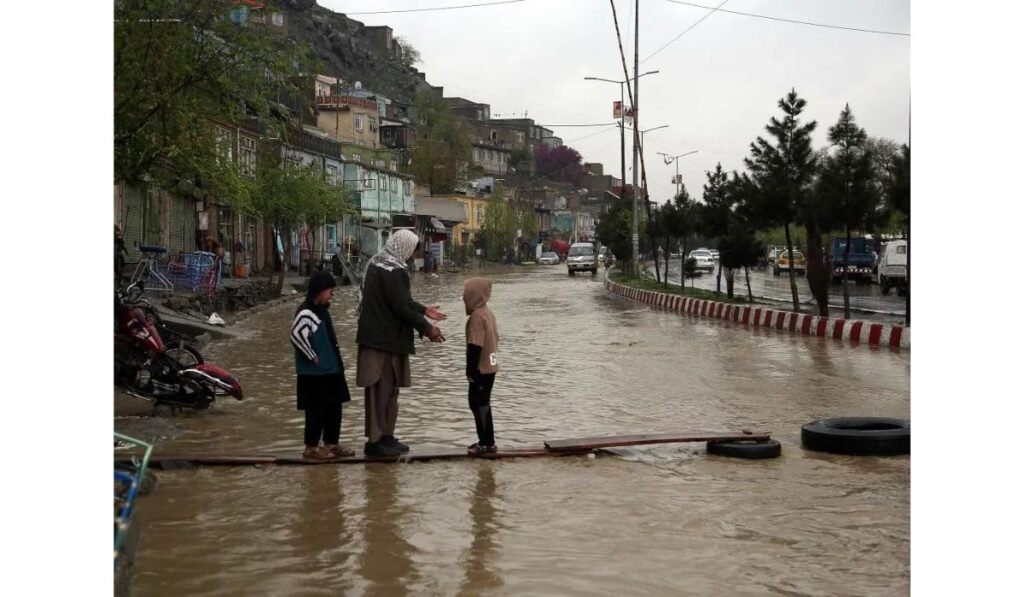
xmin=801 ymin=417 xmax=910 ymax=456
xmin=707 ymin=439 xmax=781 ymax=459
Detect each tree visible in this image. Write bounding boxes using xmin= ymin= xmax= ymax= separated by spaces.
xmin=701 ymin=163 xmax=732 ymax=295
xmin=669 ymin=186 xmax=701 ymax=292
xmin=723 ymin=172 xmax=765 ymax=300
xmin=744 ymin=89 xmax=818 ymax=313
xmin=886 ymin=144 xmax=910 ymax=324
xmin=534 ymin=145 xmax=585 ymax=185
xmin=409 ymin=88 xmax=473 ymax=194
xmin=395 ymin=36 xmax=421 ymax=67
xmin=816 ymin=104 xmax=879 ymax=319
xmin=480 ymin=197 xmax=516 ymax=261
xmin=595 ymin=191 xmax=634 ymax=271
xmin=115 ymin=0 xmax=309 ymax=191
xmin=247 ymin=152 xmax=352 ymax=292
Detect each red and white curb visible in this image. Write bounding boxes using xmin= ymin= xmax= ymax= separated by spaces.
xmin=604 ymin=277 xmax=909 ymax=349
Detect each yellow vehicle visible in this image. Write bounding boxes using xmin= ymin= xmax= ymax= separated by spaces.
xmin=773 ymin=248 xmax=807 ymax=276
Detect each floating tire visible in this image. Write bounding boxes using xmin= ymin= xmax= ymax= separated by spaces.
xmin=801 ymin=417 xmax=910 ymax=456
xmin=707 ymin=439 xmax=781 ymax=459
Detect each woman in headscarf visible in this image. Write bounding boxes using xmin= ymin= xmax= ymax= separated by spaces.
xmin=356 ymin=229 xmax=447 ymax=457
xmin=290 ymin=272 xmax=354 ymax=459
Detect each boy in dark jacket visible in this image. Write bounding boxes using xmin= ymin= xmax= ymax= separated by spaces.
xmin=291 ymin=272 xmax=353 ymax=460
xmin=463 ymin=277 xmax=499 ymax=455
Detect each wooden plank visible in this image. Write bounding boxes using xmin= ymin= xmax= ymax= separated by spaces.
xmin=116 ymin=446 xmax=590 ymax=468
xmin=544 ymin=431 xmax=770 ymax=452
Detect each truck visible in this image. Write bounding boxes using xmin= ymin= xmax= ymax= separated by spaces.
xmin=877 ymin=240 xmax=908 ymax=295
xmin=828 ymin=237 xmax=876 ymax=284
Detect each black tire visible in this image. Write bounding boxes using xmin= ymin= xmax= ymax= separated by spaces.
xmin=880 ymin=276 xmax=890 ymax=295
xmin=801 ymin=417 xmax=910 ymax=456
xmin=773 ymin=267 xmax=780 ymax=277
xmin=568 ymin=270 xmax=575 ymax=277
xmin=164 ymin=343 xmax=203 ymax=368
xmin=591 ymin=268 xmax=597 ymax=276
xmin=707 ymin=439 xmax=781 ymax=459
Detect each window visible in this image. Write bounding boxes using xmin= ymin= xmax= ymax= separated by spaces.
xmin=240 ymin=136 xmax=256 ymax=176
xmin=354 ymin=114 xmax=364 ymax=132
xmin=215 ymin=127 xmax=233 ymax=164
xmin=374 ymin=158 xmax=385 ymax=169
xmin=490 ymin=130 xmax=497 ymax=141
xmin=516 ymin=131 xmax=524 ymax=144
xmin=326 ymin=165 xmax=338 ymax=186
xmin=896 ymin=245 xmax=907 ymax=254
xmin=271 ymin=12 xmax=284 ymax=26
xmin=403 ymin=181 xmax=411 ymax=196
xmin=351 ymin=154 xmax=361 ymax=163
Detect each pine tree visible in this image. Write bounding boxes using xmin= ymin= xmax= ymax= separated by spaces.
xmin=816 ymin=104 xmax=879 ymax=319
xmin=744 ymin=89 xmax=818 ymax=313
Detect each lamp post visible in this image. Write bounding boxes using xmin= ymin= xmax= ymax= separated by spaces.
xmin=583 ymin=70 xmax=659 ymax=193
xmin=657 ymin=150 xmax=699 ymax=198
xmin=625 ymin=124 xmax=668 ymax=211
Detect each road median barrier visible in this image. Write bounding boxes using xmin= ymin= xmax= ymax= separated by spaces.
xmin=604 ymin=269 xmax=909 ymax=349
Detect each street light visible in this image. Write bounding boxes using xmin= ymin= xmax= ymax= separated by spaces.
xmin=583 ymin=70 xmax=659 ymax=188
xmin=657 ymin=150 xmax=699 ymax=198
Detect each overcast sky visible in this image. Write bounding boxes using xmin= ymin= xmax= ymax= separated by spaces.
xmin=323 ymin=1 xmax=909 ymax=203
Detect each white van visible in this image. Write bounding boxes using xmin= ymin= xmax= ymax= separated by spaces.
xmin=566 ymin=242 xmax=597 ymax=276
xmin=877 ymin=240 xmax=908 ymax=295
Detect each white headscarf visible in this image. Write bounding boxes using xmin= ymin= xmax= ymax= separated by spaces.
xmin=368 ymin=229 xmax=419 ymax=273
xmin=358 ymin=229 xmax=420 ymax=314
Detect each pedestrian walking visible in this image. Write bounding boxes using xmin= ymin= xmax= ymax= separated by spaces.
xmin=463 ymin=277 xmax=500 ymax=455
xmin=356 ymin=229 xmax=447 ymax=457
xmin=290 ymin=272 xmax=354 ymax=460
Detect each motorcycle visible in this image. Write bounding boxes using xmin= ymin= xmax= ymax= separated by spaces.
xmin=115 ymin=284 xmax=243 ymax=409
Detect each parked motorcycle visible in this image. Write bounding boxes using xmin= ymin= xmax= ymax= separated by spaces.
xmin=122 ymin=287 xmax=204 ymax=367
xmin=115 ymin=284 xmax=243 ymax=409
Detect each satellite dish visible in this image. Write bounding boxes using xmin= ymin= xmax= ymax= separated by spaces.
xmin=354 ymin=81 xmax=362 ymax=90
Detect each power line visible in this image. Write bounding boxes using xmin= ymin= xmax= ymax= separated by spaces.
xmin=664 ymin=0 xmax=910 ymax=37
xmin=563 ymin=125 xmax=619 ymax=143
xmin=544 ymin=123 xmax=619 ymax=127
xmin=344 ymin=0 xmax=524 ymax=16
xmin=641 ymin=0 xmax=729 ymax=64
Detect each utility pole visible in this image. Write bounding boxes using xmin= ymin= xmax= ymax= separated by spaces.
xmin=658 ymin=150 xmax=698 ymax=199
xmin=631 ymin=0 xmax=640 ymax=276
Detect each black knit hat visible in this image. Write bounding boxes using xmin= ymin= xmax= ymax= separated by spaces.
xmin=307 ymin=272 xmax=337 ymax=303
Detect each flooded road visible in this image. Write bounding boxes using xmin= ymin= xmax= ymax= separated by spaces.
xmin=121 ymin=266 xmax=910 ymax=596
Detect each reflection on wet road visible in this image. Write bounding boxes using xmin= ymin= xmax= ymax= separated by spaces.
xmin=124 ymin=265 xmax=910 ymax=596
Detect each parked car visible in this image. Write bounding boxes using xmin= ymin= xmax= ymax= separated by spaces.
xmin=566 ymin=242 xmax=598 ymax=276
xmin=774 ymin=248 xmax=807 ymax=276
xmin=538 ymin=251 xmax=560 ymax=265
xmin=766 ymin=246 xmax=783 ymax=267
xmin=877 ymin=240 xmax=908 ymax=295
xmin=709 ymin=249 xmax=720 ymax=261
xmin=688 ymin=249 xmax=715 ymax=272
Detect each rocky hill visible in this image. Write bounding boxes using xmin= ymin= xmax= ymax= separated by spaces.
xmin=279 ymin=0 xmax=436 ymax=106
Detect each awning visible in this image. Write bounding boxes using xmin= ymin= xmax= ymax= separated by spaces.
xmin=429 ymin=217 xmax=447 ymax=232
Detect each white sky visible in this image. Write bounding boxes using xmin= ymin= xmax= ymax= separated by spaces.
xmin=320 ymin=0 xmax=910 ymax=203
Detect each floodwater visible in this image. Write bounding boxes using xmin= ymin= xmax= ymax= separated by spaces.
xmin=122 ymin=265 xmax=910 ymax=596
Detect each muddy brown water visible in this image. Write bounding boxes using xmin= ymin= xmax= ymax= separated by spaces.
xmin=119 ymin=266 xmax=910 ymax=596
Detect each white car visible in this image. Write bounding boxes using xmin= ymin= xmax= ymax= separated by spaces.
xmin=709 ymin=249 xmax=720 ymax=261
xmin=688 ymin=249 xmax=715 ymax=272
xmin=538 ymin=251 xmax=560 ymax=265
xmin=566 ymin=242 xmax=598 ymax=276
